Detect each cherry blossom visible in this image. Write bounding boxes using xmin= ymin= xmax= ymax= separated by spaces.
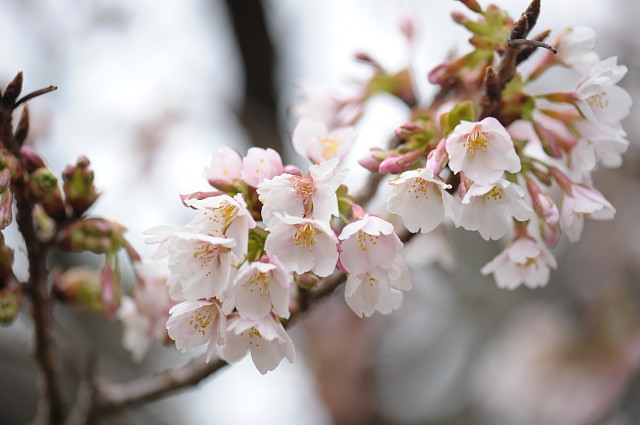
xmin=184 ymin=194 xmax=256 ymax=258
xmin=240 ymin=147 xmax=284 ymax=188
xmin=553 ymin=26 xmax=600 ymax=74
xmin=166 ymin=299 xmax=227 ymax=362
xmin=344 ymin=257 xmax=411 ymax=318
xmin=560 ymin=183 xmax=615 ymax=242
xmin=231 ymin=257 xmax=292 ymax=320
xmin=203 ymin=146 xmax=243 ymax=190
xmin=480 ymin=237 xmax=557 ymax=289
xmin=292 ymin=118 xmax=356 ymax=164
xmin=573 ymin=57 xmax=632 ymax=133
xmin=257 ymin=157 xmax=347 ymax=227
xmin=338 ymin=214 xmax=403 ymax=275
xmin=446 ymin=117 xmax=521 ymax=185
xmin=120 ymin=262 xmax=174 ymax=361
xmin=387 ymin=167 xmax=458 ymax=233
xmin=264 ymin=214 xmax=339 ymax=277
xmin=220 ymin=314 xmax=295 ymax=375
xmin=458 ymin=179 xmax=533 ymax=240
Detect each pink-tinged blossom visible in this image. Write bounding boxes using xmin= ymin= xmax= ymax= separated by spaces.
xmin=459 ymin=179 xmax=533 ymax=241
xmin=257 ymin=157 xmax=347 ymax=227
xmin=446 ymin=117 xmax=521 ymax=185
xmin=339 ymin=214 xmax=402 ymax=275
xmin=120 ymin=262 xmax=174 ymax=361
xmin=292 ymin=118 xmax=356 ymax=164
xmin=574 ymin=57 xmax=632 ymax=133
xmin=166 ymin=299 xmax=226 ymax=362
xmin=387 ymin=167 xmax=458 ymax=233
xmin=560 ymin=184 xmax=615 ymax=242
xmin=480 ymin=237 xmax=557 ymax=289
xmin=231 ymin=257 xmax=292 ymax=320
xmin=203 ymin=146 xmax=243 ymax=190
xmin=572 ymin=120 xmax=629 ymax=173
xmin=146 ymin=226 xmax=239 ymax=301
xmin=264 ymin=214 xmax=339 ymax=277
xmin=220 ymin=314 xmax=295 ymax=375
xmin=344 ymin=257 xmax=411 ymax=318
xmin=241 ymin=147 xmax=284 ymax=188
xmin=184 ymin=194 xmax=256 ymax=259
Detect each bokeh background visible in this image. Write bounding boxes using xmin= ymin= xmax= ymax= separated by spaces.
xmin=0 ymin=0 xmax=639 ymax=424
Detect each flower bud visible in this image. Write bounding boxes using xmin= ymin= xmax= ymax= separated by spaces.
xmin=358 ymin=150 xmax=384 ymax=172
xmin=540 ymin=220 xmax=561 ymax=248
xmin=29 ymin=168 xmax=66 ymax=219
xmin=63 ymin=156 xmax=99 ymax=217
xmin=0 ymin=280 xmax=22 ymax=326
xmin=295 ymin=272 xmax=319 ymax=290
xmin=378 ymin=150 xmax=422 ymax=174
xmin=283 ymin=165 xmax=302 ymax=176
xmin=0 ymin=233 xmax=14 ymax=283
xmin=52 ymin=267 xmax=104 ymax=313
xmin=20 ymin=146 xmax=46 ymax=173
xmin=101 ymin=258 xmax=121 ymax=320
xmin=0 ymin=189 xmax=12 ymax=230
xmin=59 ymin=218 xmax=126 ymax=254
xmin=526 ymin=177 xmax=560 ymax=224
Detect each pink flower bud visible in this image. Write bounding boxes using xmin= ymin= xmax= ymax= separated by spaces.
xmin=20 ymin=146 xmax=46 ymax=173
xmin=378 ymin=150 xmax=422 ymax=174
xmin=540 ymin=220 xmax=561 ymax=248
xmin=358 ymin=151 xmax=383 ymax=172
xmin=283 ymin=165 xmax=302 ymax=176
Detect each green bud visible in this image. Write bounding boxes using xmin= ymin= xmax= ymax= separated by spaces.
xmin=59 ymin=218 xmax=126 ymax=254
xmin=29 ymin=168 xmax=66 ymax=219
xmin=0 ymin=282 xmax=21 ymax=326
xmin=63 ymin=156 xmax=99 ymax=217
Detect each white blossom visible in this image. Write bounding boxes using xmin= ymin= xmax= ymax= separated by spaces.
xmin=560 ymin=183 xmax=615 ymax=242
xmin=387 ymin=167 xmax=458 ymax=232
xmin=458 ymin=179 xmax=533 ymax=240
xmin=220 ymin=315 xmax=295 ymax=374
xmin=446 ymin=117 xmax=521 ymax=185
xmin=481 ymin=237 xmax=557 ymax=289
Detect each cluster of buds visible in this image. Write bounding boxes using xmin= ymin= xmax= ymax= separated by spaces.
xmin=137 ymin=0 xmax=630 ymax=373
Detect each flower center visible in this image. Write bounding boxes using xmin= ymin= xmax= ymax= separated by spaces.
xmin=464 ymin=131 xmax=489 ymax=157
xmin=481 ymin=186 xmax=504 ymax=201
xmin=319 ymin=136 xmax=340 ymax=159
xmin=204 ymin=201 xmax=239 ymax=234
xmin=586 ymin=92 xmax=609 ymax=109
xmin=408 ymin=177 xmax=433 ymax=199
xmin=189 ymin=307 xmax=214 ymax=336
xmin=292 ymin=176 xmax=317 ymax=202
xmin=240 ymin=327 xmax=263 ymax=347
xmin=248 ymin=271 xmax=270 ymax=296
xmin=356 ymin=230 xmax=379 ymax=252
xmin=293 ymin=223 xmax=317 ymax=252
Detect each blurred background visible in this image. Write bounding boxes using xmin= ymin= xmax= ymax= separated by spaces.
xmin=0 ymin=0 xmax=639 ymax=424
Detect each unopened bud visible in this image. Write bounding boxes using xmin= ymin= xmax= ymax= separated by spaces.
xmin=59 ymin=218 xmax=126 ymax=254
xmin=20 ymin=146 xmax=46 ymax=173
xmin=0 ymin=190 xmax=12 ymax=230
xmin=0 ymin=233 xmax=14 ymax=283
xmin=358 ymin=149 xmax=385 ymax=172
xmin=52 ymin=267 xmax=104 ymax=313
xmin=0 ymin=280 xmax=22 ymax=326
xmin=29 ymin=168 xmax=66 ymax=219
xmin=457 ymin=0 xmax=483 ymax=14
xmin=540 ymin=220 xmax=561 ymax=248
xmin=63 ymin=156 xmax=99 ymax=217
xmin=101 ymin=259 xmax=121 ymax=320
xmin=283 ymin=165 xmax=302 ymax=176
xmin=295 ymin=272 xmax=319 ymax=290
xmin=378 ymin=150 xmax=422 ymax=174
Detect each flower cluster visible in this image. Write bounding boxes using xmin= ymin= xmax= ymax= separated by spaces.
xmin=145 ymin=143 xmax=409 ymax=373
xmin=353 ymin=3 xmax=629 ymax=290
xmin=133 ymin=0 xmax=630 ymax=372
